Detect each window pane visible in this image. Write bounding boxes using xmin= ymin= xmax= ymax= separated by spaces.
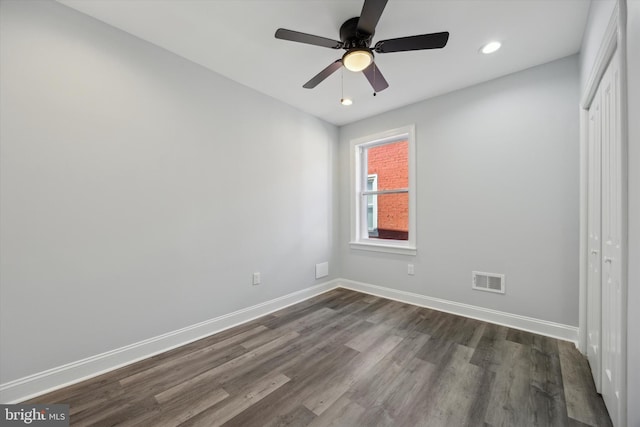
xmin=367 ymin=205 xmax=374 ymax=230
xmin=367 ymin=194 xmax=377 ymax=234
xmin=367 ymin=140 xmax=408 ymax=190
xmin=367 ymin=192 xmax=408 ymax=240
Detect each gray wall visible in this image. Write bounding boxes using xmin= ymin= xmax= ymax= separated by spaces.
xmin=339 ymin=56 xmax=580 ymax=326
xmin=624 ymin=1 xmax=639 ymax=425
xmin=0 ymin=0 xmax=339 ymax=383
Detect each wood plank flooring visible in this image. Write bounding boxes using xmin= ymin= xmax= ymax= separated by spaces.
xmin=26 ymin=289 xmax=612 ymax=426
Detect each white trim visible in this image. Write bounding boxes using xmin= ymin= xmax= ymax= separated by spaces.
xmin=351 ymin=126 xmax=413 ymax=148
xmin=616 ymin=3 xmax=629 ymax=426
xmin=579 ymin=106 xmax=590 ymax=354
xmin=338 ymin=279 xmax=579 ymax=343
xmin=0 ymin=280 xmax=339 ymax=404
xmin=349 ymin=241 xmax=417 ymax=256
xmin=581 ymin=5 xmax=619 ymax=109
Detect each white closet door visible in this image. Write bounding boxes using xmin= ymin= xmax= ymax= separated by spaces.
xmin=587 ymin=86 xmax=602 ymax=392
xmin=600 ymin=49 xmax=623 ymax=427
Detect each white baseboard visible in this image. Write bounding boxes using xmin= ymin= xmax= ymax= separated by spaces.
xmin=0 ymin=280 xmax=339 ymax=404
xmin=338 ymin=279 xmax=579 ymax=344
xmin=1 ymin=277 xmax=579 ymax=403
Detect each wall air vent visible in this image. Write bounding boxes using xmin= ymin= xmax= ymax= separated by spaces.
xmin=472 ymin=271 xmax=505 ymax=294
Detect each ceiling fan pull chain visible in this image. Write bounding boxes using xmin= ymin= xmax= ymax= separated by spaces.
xmin=373 ymin=61 xmax=377 ymax=96
xmin=340 ymin=68 xmax=352 ymax=105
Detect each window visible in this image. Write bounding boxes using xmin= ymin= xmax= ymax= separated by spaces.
xmin=350 ymin=125 xmax=416 ymax=255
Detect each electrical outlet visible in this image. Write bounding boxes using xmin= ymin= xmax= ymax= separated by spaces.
xmin=408 ymin=264 xmax=415 ymax=276
xmin=252 ymin=272 xmax=261 ymax=285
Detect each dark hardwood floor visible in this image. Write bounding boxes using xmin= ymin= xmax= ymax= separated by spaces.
xmin=27 ymin=288 xmax=612 ymax=426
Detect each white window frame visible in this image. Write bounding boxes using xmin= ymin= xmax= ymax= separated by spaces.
xmin=350 ymin=125 xmax=416 ymax=255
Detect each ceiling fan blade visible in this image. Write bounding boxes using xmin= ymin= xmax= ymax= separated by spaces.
xmin=275 ymin=28 xmax=343 ymax=49
xmin=362 ymin=62 xmax=389 ymax=92
xmin=357 ymin=0 xmax=388 ymax=35
xmin=303 ymin=60 xmax=343 ymax=89
xmin=374 ymin=32 xmax=449 ymax=53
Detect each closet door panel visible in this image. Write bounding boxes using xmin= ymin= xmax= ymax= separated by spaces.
xmin=600 ymin=50 xmax=623 ymax=427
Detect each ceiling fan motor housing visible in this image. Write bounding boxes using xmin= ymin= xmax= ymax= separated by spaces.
xmin=340 ymin=17 xmax=373 ymax=49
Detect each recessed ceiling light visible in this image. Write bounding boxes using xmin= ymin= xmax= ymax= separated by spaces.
xmin=480 ymin=41 xmax=501 ymax=54
xmin=340 ymin=98 xmax=353 ymax=106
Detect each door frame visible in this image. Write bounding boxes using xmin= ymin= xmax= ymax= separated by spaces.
xmin=586 ymin=85 xmax=603 ymax=392
xmin=578 ymin=1 xmax=628 ymax=426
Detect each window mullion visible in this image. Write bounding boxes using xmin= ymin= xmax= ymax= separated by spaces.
xmin=362 ymin=188 xmax=409 ymax=196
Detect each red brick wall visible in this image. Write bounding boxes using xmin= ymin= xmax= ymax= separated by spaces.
xmin=367 ymin=140 xmax=408 ymax=238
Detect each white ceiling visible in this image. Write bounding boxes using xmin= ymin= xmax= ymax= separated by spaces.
xmin=57 ymin=0 xmax=590 ymax=126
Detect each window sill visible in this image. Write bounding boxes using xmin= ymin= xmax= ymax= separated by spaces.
xmin=349 ymin=241 xmax=417 ymax=256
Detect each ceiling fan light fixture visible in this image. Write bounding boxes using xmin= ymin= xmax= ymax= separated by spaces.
xmin=480 ymin=41 xmax=501 ymax=54
xmin=342 ymin=49 xmax=373 ymax=72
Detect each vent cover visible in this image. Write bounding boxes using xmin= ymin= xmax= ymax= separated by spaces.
xmin=472 ymin=271 xmax=505 ymax=294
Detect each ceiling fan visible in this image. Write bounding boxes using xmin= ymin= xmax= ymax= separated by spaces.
xmin=274 ymin=0 xmax=449 ymax=93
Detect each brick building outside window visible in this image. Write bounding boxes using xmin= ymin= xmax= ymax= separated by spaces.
xmin=366 ymin=140 xmax=409 ymax=240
